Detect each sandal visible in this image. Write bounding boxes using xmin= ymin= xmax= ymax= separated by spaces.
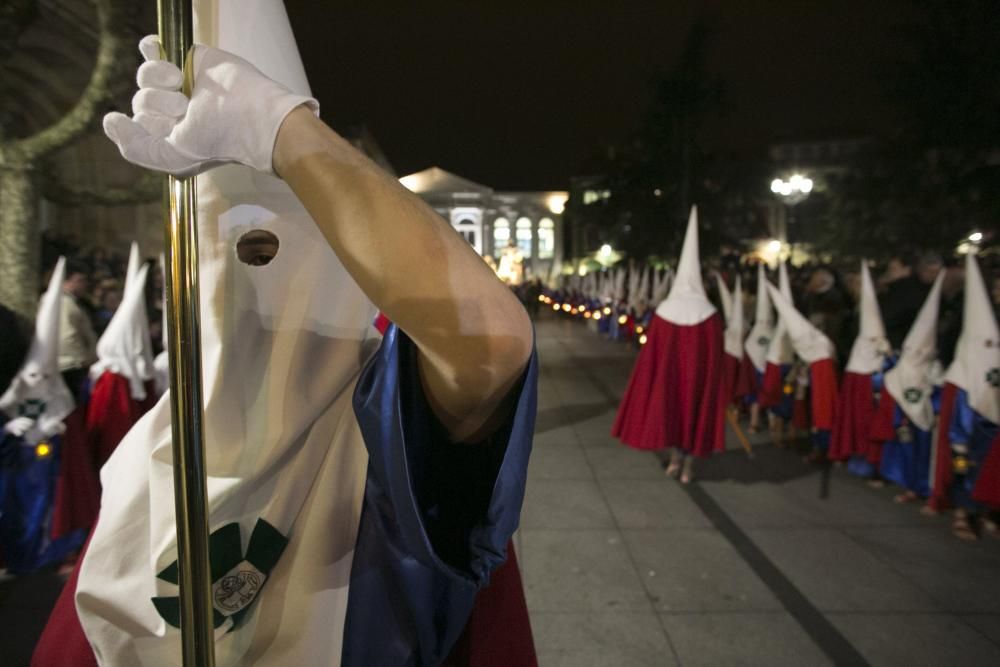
xmin=952 ymin=518 xmax=979 ymax=542
xmin=894 ymin=491 xmax=919 ymax=504
xmin=679 ymin=458 xmax=695 ymax=485
xmin=919 ymin=504 xmax=940 ymax=517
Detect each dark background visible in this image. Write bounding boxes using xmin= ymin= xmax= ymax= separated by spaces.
xmin=286 ymin=0 xmax=911 ymax=189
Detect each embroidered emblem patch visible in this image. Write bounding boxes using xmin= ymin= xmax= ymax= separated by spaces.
xmin=987 ymin=368 xmax=999 ymax=388
xmin=903 ymin=388 xmax=922 ymax=403
xmin=18 ymin=399 xmax=45 ymax=419
xmin=757 ymin=336 xmax=769 ymax=347
xmin=152 ymin=518 xmax=287 ymax=633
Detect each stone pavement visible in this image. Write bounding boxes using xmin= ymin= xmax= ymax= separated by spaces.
xmin=520 ymin=314 xmax=1000 ymax=666
xmin=4 ymin=313 xmax=1000 ymax=666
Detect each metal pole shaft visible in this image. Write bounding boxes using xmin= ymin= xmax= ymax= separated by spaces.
xmin=157 ymin=1 xmax=215 ymax=665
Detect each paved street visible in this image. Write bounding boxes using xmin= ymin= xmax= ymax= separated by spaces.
xmin=4 ymin=313 xmax=1000 ymax=666
xmin=521 ymin=314 xmax=1000 ymax=666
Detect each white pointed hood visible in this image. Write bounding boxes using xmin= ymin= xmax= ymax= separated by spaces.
xmin=78 ymin=2 xmax=378 ymax=664
xmin=846 ymin=261 xmax=889 ymax=374
xmin=128 ymin=242 xmax=157 ymax=383
xmin=0 ymin=258 xmax=75 ymax=444
xmin=715 ymin=273 xmax=733 ymax=323
xmin=153 ymin=254 xmax=170 ymax=397
xmin=764 ymin=261 xmax=795 ymax=365
xmin=631 ymin=266 xmax=650 ymax=311
xmin=125 ymin=241 xmax=141 ymax=287
xmin=651 ymin=268 xmax=672 ymax=305
xmin=599 ymin=271 xmax=613 ymax=302
xmin=724 ymin=276 xmax=745 ymax=359
xmin=766 ymin=283 xmax=836 ymax=363
xmin=655 ymin=206 xmax=716 ymax=325
xmin=884 ymin=270 xmax=946 ymax=431
xmin=90 ymin=247 xmax=155 ymax=401
xmin=744 ymin=263 xmax=774 ymax=372
xmin=614 ymin=266 xmax=627 ymax=302
xmin=627 ymin=261 xmax=640 ymax=309
xmin=945 ymin=253 xmax=999 ymax=423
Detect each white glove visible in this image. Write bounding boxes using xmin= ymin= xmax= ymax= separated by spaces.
xmin=37 ymin=415 xmax=67 ymax=438
xmin=3 ymin=416 xmax=34 ymax=437
xmin=103 ymin=35 xmax=318 ymax=177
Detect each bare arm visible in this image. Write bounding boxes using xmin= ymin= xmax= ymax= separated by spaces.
xmin=273 ymin=107 xmax=532 ymax=442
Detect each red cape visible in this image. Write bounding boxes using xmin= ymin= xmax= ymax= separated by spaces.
xmin=809 ymin=359 xmax=839 ymax=432
xmin=612 ymin=313 xmax=725 ymax=457
xmin=50 ymin=407 xmax=100 ymax=542
xmin=829 ymin=372 xmax=876 ymax=461
xmin=444 ymin=541 xmax=537 ymax=666
xmin=927 ymin=382 xmax=959 ymax=512
xmin=723 ymin=352 xmax=752 ymax=406
xmin=759 ymin=361 xmax=786 ymax=408
xmin=736 ymin=354 xmax=758 ymax=401
xmin=34 ymin=536 xmax=535 ymax=667
xmin=792 ymin=396 xmax=810 ymax=431
xmin=972 ymin=432 xmax=1000 ymax=510
xmin=867 ymin=389 xmax=898 ymax=466
xmin=86 ymin=372 xmax=157 ymax=470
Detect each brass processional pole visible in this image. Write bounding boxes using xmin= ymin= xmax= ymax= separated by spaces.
xmin=158 ymin=0 xmax=215 ymax=664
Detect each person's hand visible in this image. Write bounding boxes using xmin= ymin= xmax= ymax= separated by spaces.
xmin=103 ymin=35 xmax=318 ymax=177
xmin=37 ymin=415 xmax=66 ymax=438
xmin=3 ymin=416 xmax=34 ymax=437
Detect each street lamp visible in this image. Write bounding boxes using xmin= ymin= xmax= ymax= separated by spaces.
xmin=770 ymin=174 xmax=813 ymax=205
xmin=770 ymin=173 xmax=814 ymax=264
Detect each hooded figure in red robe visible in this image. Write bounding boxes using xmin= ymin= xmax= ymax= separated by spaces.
xmin=766 ymin=283 xmax=839 ymax=453
xmin=759 ymin=262 xmax=796 ymax=444
xmin=718 ymin=275 xmax=749 ymax=406
xmin=743 ymin=263 xmax=774 ymax=431
xmin=86 ymin=243 xmax=158 ymax=471
xmin=927 ymin=253 xmax=1000 ymax=531
xmin=612 ymin=206 xmax=725 ymax=483
xmin=829 ymin=261 xmax=891 ymax=471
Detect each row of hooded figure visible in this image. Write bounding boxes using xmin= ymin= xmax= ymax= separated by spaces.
xmin=0 ymin=244 xmax=165 ymax=573
xmin=541 ymin=258 xmax=674 ymax=345
xmin=560 ymin=206 xmax=999 ymax=513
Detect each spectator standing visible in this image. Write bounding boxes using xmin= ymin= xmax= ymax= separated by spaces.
xmin=880 ymin=253 xmax=930 ymax=350
xmin=58 ymin=260 xmax=98 ymax=401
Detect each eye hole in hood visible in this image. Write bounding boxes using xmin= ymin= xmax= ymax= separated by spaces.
xmin=236 ymin=230 xmax=280 ymax=267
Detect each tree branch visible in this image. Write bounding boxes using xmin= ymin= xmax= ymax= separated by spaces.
xmin=1 ymin=0 xmax=132 ymax=163
xmin=42 ymin=168 xmax=160 ymax=206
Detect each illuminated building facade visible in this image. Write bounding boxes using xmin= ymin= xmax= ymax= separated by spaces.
xmin=400 ymin=167 xmax=567 ymax=281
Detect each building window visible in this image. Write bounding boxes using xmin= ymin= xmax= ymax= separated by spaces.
xmin=516 ymin=217 xmax=533 ymax=258
xmin=538 ymin=218 xmax=555 ymax=259
xmin=493 ymin=218 xmax=510 ymax=257
xmin=455 ymin=218 xmax=478 ymax=248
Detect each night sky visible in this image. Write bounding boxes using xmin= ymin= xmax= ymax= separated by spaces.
xmin=286 ymin=1 xmax=912 ymax=191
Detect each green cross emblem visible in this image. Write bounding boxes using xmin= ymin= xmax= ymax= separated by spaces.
xmin=153 ymin=519 xmax=287 ymax=633
xmin=18 ymin=399 xmax=45 ymax=419
xmin=903 ymin=388 xmax=922 ymax=404
xmin=987 ymin=368 xmax=1000 ymax=388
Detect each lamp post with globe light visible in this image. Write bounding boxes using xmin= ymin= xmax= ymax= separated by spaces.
xmin=769 ymin=174 xmax=814 ymax=263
